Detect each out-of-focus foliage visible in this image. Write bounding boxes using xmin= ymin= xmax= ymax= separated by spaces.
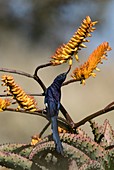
xmin=0 ymin=0 xmax=110 ymax=47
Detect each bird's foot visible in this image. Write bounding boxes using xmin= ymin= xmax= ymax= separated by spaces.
xmin=56 ymin=142 xmax=64 ymax=155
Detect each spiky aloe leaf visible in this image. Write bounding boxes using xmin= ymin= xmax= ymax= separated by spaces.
xmin=29 ymin=141 xmax=92 ymax=169
xmin=0 ymin=143 xmax=33 ymax=159
xmin=89 ymin=120 xmax=104 ymax=143
xmin=76 ymin=127 xmax=88 ymax=137
xmin=79 ymin=160 xmax=105 ymax=170
xmin=0 ymin=150 xmax=38 ymax=170
xmin=100 ymin=120 xmax=114 ymax=148
xmin=36 ymin=133 xmax=110 ymax=168
xmin=106 ymin=146 xmax=114 ymax=169
xmin=60 ymin=133 xmax=110 ymax=167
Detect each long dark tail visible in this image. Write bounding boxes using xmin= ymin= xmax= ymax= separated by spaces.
xmin=51 ymin=116 xmax=63 ymax=155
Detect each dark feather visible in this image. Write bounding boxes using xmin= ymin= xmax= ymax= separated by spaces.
xmin=51 ymin=116 xmax=63 ymax=155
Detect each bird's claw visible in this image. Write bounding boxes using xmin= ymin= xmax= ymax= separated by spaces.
xmin=56 ymin=142 xmax=64 ymax=155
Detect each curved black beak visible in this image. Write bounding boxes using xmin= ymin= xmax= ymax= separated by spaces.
xmin=65 ymin=65 xmax=71 ymax=75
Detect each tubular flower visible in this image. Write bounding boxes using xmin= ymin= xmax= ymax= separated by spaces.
xmin=0 ymin=98 xmax=10 ymax=112
xmin=51 ymin=16 xmax=97 ymax=66
xmin=1 ymin=75 xmax=37 ymax=112
xmin=31 ymin=135 xmax=42 ymax=146
xmin=58 ymin=127 xmax=67 ymax=133
xmin=72 ymin=42 xmax=111 ymax=85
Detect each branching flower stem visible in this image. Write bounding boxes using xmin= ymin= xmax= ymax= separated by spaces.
xmin=0 ymin=65 xmax=75 ymax=127
xmin=0 ymin=65 xmax=114 ymax=132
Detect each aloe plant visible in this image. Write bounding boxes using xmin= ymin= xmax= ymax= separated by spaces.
xmin=0 ymin=16 xmax=113 ymax=170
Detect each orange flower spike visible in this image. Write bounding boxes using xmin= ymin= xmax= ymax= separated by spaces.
xmin=72 ymin=42 xmax=111 ymax=84
xmin=0 ymin=98 xmax=10 ymax=111
xmin=87 ymin=42 xmax=111 ymax=71
xmin=1 ymin=75 xmax=37 ymax=112
xmin=51 ymin=16 xmax=97 ymax=65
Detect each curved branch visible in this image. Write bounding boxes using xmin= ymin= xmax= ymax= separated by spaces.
xmin=38 ymin=122 xmax=50 ymax=138
xmin=1 ymin=66 xmax=114 ymax=132
xmin=62 ymin=79 xmax=79 ymax=86
xmin=0 ymin=67 xmax=33 ymax=78
xmin=60 ymin=104 xmax=75 ymax=128
xmin=0 ymin=65 xmax=75 ymax=128
xmin=74 ymin=103 xmax=114 ymax=129
xmin=33 ymin=62 xmax=52 ymax=92
xmin=104 ymin=101 xmax=114 ymax=109
xmin=0 ymin=93 xmax=44 ymax=97
xmin=5 ymin=108 xmax=45 ymax=118
xmin=33 ymin=63 xmax=75 ymax=127
xmin=4 ymin=108 xmax=71 ymax=131
xmin=34 ymin=62 xmax=52 ymax=77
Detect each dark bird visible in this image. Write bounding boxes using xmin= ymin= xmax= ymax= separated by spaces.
xmin=44 ymin=66 xmax=71 ymax=154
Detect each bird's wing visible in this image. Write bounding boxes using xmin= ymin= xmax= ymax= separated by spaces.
xmin=45 ymin=86 xmax=60 ymax=103
xmin=44 ymin=86 xmax=63 ymax=154
xmin=45 ymin=87 xmax=60 ymax=117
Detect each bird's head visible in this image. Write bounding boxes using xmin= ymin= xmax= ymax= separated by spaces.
xmin=53 ymin=66 xmax=71 ymax=86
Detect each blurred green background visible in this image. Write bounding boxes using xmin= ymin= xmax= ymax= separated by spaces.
xmin=0 ymin=0 xmax=114 ymax=155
